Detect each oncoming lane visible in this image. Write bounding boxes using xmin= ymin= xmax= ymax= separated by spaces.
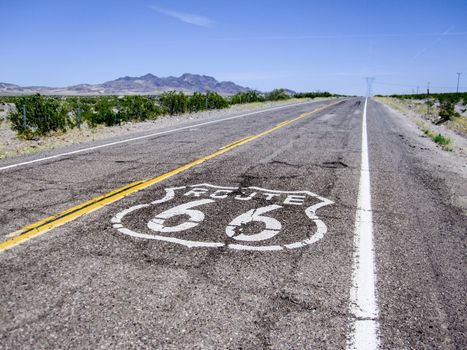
xmin=0 ymin=99 xmax=338 ymax=239
xmin=0 ymin=101 xmax=341 ymax=250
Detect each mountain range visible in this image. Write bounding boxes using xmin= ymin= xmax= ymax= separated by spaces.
xmin=0 ymin=73 xmax=251 ymax=96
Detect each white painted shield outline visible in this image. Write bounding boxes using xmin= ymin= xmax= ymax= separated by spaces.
xmin=111 ymin=183 xmax=334 ymax=251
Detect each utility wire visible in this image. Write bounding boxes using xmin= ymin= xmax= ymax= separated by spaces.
xmin=374 ymin=81 xmax=466 ymax=90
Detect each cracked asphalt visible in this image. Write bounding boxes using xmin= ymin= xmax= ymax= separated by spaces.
xmin=0 ymin=98 xmax=465 ymax=349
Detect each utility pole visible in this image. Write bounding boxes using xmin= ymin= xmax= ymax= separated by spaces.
xmin=456 ymin=72 xmax=462 ymax=93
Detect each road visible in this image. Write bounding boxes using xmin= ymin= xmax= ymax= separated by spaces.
xmin=0 ymin=98 xmax=465 ymax=349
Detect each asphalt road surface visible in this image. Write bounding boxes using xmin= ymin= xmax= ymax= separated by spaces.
xmin=0 ymin=98 xmax=465 ymax=349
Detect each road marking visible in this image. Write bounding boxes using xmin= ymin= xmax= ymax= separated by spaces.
xmin=0 ymin=100 xmax=332 ymax=172
xmin=148 ymin=199 xmax=215 ymax=233
xmin=225 ymin=204 xmax=283 ymax=242
xmin=347 ymin=98 xmax=379 ymax=349
xmin=0 ymin=101 xmax=341 ymax=253
xmin=112 ymin=184 xmax=334 ymax=251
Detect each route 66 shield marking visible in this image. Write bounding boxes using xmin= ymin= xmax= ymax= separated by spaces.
xmin=111 ymin=183 xmax=334 ymax=251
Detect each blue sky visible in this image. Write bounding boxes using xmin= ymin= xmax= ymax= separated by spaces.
xmin=1 ymin=0 xmax=466 ymax=95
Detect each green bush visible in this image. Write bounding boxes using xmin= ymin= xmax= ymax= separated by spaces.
xmin=188 ymin=92 xmax=207 ymax=112
xmin=294 ymin=91 xmax=334 ymax=98
xmin=438 ymin=100 xmax=460 ymax=121
xmin=206 ymin=91 xmax=229 ymax=109
xmin=8 ymin=94 xmax=69 ymax=136
xmin=433 ymin=133 xmax=451 ymax=146
xmin=93 ymin=98 xmax=117 ymax=126
xmin=159 ymin=91 xmax=189 ymax=114
xmin=119 ymin=96 xmax=161 ymax=121
xmin=231 ymin=91 xmax=265 ymax=104
xmin=159 ymin=91 xmax=229 ymax=114
xmin=265 ymin=89 xmax=290 ymax=101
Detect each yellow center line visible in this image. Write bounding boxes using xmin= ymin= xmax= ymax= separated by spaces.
xmin=0 ymin=101 xmax=341 ymax=253
xmin=218 ymin=135 xmax=254 ymax=150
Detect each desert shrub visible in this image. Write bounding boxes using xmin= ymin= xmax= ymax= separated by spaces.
xmin=231 ymin=91 xmax=264 ymax=104
xmin=265 ymin=89 xmax=290 ymax=101
xmin=159 ymin=91 xmax=189 ymax=114
xmin=91 ymin=98 xmax=117 ymax=126
xmin=294 ymin=92 xmax=334 ymax=98
xmin=119 ymin=96 xmax=161 ymax=121
xmin=438 ymin=101 xmax=460 ymax=121
xmin=433 ymin=133 xmax=451 ymax=146
xmin=188 ymin=92 xmax=207 ymax=112
xmin=206 ymin=91 xmax=229 ymax=109
xmin=8 ymin=94 xmax=69 ymax=135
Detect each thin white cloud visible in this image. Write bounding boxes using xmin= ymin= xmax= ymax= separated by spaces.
xmin=150 ymin=6 xmax=212 ymax=27
xmin=412 ymin=27 xmax=453 ymax=60
xmin=201 ymin=31 xmax=467 ymax=42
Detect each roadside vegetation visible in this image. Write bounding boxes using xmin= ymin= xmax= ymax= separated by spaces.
xmin=375 ymin=92 xmax=467 ymax=133
xmin=0 ymin=90 xmax=338 ymax=139
xmin=375 ymin=92 xmax=467 ymax=151
xmin=416 ymin=120 xmax=453 ymax=151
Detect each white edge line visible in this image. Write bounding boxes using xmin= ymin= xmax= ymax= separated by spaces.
xmin=347 ymin=97 xmax=379 ymax=350
xmin=0 ymin=100 xmax=331 ymax=171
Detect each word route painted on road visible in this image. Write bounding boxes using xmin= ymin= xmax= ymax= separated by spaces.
xmin=111 ymin=183 xmax=334 ymax=251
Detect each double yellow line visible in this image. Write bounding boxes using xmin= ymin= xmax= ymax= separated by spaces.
xmin=0 ymin=101 xmax=340 ymax=252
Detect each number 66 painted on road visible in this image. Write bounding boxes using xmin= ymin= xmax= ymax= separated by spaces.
xmin=111 ymin=184 xmax=334 ymax=251
xmin=148 ymin=199 xmax=282 ymax=242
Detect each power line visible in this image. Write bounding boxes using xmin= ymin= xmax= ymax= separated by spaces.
xmin=365 ymin=77 xmax=375 ymax=97
xmin=373 ymin=81 xmax=466 ymax=90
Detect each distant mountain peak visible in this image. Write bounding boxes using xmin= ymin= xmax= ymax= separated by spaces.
xmin=141 ymin=73 xmax=157 ymax=79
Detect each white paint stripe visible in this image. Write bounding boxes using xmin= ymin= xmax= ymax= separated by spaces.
xmin=227 ymin=244 xmax=283 ymax=251
xmin=118 ymin=227 xmax=225 ymax=248
xmin=347 ymin=98 xmax=379 ymax=349
xmin=0 ymin=100 xmax=327 ymax=172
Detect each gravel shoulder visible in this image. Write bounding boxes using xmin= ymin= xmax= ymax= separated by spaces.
xmin=368 ymin=100 xmax=466 ymax=349
xmin=374 ymin=97 xmax=467 ymax=154
xmin=373 ymin=97 xmax=467 ymax=212
xmin=0 ymin=98 xmax=326 ymax=160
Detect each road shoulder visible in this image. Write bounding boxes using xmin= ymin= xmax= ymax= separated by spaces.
xmin=373 ymin=98 xmax=466 ymax=212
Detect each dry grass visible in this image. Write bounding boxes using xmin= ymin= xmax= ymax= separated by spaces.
xmin=416 ymin=121 xmax=453 ymax=151
xmin=447 ymin=115 xmax=467 ymax=135
xmin=374 ymin=97 xmax=408 ymax=115
xmin=376 ymin=96 xmax=466 ymax=138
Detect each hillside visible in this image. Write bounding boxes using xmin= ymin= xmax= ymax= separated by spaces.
xmin=0 ymin=73 xmax=250 ymax=96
